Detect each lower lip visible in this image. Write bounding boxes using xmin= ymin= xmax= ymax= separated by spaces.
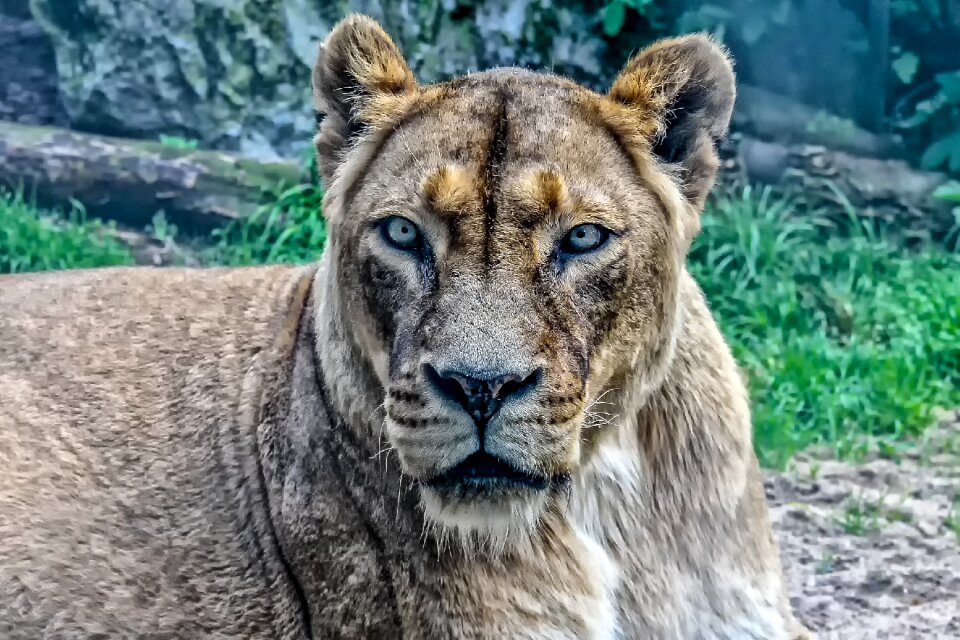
xmin=428 ymin=473 xmax=548 ymax=492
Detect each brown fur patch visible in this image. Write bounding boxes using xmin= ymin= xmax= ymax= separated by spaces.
xmin=513 ymin=169 xmax=571 ymax=214
xmin=422 ymin=165 xmax=480 ymax=216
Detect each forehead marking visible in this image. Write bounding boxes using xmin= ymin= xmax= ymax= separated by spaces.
xmin=524 ymin=170 xmax=569 ymax=213
xmin=480 ymin=94 xmax=511 ymax=266
xmin=421 ymin=165 xmax=479 ymax=217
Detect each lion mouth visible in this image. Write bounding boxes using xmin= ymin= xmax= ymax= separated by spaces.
xmin=426 ymin=451 xmax=549 ymax=492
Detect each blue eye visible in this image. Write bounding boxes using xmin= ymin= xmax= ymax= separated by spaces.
xmin=560 ymin=224 xmax=609 ymax=254
xmin=382 ymin=216 xmax=421 ymax=250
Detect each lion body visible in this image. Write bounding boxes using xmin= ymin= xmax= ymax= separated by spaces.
xmin=0 ymin=14 xmax=809 ymax=639
xmin=0 ymin=266 xmax=312 ymax=638
xmin=0 ymin=264 xmax=804 ymax=639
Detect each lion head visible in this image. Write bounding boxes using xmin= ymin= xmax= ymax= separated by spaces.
xmin=312 ymin=15 xmax=735 ymax=546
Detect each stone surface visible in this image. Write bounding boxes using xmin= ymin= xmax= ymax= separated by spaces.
xmin=0 ymin=2 xmax=66 ymax=127
xmin=25 ymin=0 xmax=607 ymax=159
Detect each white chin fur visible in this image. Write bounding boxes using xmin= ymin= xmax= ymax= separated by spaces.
xmin=419 ymin=487 xmax=550 ymax=555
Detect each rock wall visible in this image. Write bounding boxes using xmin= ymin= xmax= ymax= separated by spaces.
xmin=0 ymin=0 xmax=66 ymax=127
xmin=24 ymin=0 xmax=609 ymax=159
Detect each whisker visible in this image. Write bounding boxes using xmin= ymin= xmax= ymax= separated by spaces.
xmin=376 ymin=416 xmax=388 ymax=459
xmin=586 ymin=387 xmax=619 ymax=411
xmin=370 ymin=444 xmax=395 ymax=461
xmin=367 ymin=402 xmax=386 ymax=422
xmin=395 ymin=473 xmax=405 ymax=520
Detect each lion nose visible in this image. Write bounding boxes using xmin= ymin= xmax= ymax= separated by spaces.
xmin=424 ymin=364 xmax=542 ymax=426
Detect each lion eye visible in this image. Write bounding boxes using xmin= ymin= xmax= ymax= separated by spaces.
xmin=560 ymin=224 xmax=609 ymax=255
xmin=382 ymin=216 xmax=421 ymax=251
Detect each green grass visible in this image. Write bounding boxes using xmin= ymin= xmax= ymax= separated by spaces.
xmin=946 ymin=494 xmax=960 ymax=539
xmin=2 ymin=184 xmax=958 ymax=469
xmin=690 ymin=187 xmax=960 ymax=467
xmin=158 ymin=135 xmax=199 ymax=150
xmin=836 ymin=496 xmax=883 ymax=535
xmin=204 ymin=182 xmax=325 ymax=266
xmin=0 ymin=192 xmax=133 ymax=273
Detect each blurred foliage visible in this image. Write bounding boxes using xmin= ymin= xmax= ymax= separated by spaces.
xmin=0 ymin=191 xmax=133 ymax=273
xmin=889 ymin=1 xmax=960 ymax=173
xmin=904 ymin=71 xmax=960 ymax=172
xmin=934 ymin=181 xmax=960 ymax=202
xmin=588 ymin=0 xmax=960 ymax=177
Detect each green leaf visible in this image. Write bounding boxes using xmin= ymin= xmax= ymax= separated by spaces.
xmin=891 ymin=52 xmax=919 ymax=85
xmin=602 ymin=1 xmax=626 ymax=37
xmin=935 ymin=71 xmax=960 ymax=103
xmin=921 ymin=131 xmax=960 ymax=172
xmin=933 ymin=181 xmax=960 ymax=203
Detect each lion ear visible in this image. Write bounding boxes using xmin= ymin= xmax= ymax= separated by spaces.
xmin=312 ymin=14 xmax=417 ymax=183
xmin=608 ymin=35 xmax=735 ymax=209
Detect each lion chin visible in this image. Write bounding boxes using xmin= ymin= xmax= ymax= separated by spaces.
xmin=415 ymin=451 xmax=571 ymax=554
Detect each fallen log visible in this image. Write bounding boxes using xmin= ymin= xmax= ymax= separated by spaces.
xmin=721 ymin=134 xmax=957 ymax=242
xmin=1 ymin=121 xmax=954 ymax=244
xmin=0 ymin=121 xmax=303 ymax=232
xmin=733 ymin=86 xmax=906 ymax=159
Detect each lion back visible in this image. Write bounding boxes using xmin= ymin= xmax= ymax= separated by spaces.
xmin=0 ymin=265 xmax=314 ymax=638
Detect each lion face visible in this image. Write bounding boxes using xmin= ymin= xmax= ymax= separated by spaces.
xmin=313 ymin=17 xmax=735 ymax=543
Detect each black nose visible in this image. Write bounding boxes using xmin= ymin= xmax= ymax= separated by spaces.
xmin=424 ymin=364 xmax=542 ymax=426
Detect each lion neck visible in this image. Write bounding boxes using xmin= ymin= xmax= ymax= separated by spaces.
xmin=569 ymin=273 xmax=752 ymax=543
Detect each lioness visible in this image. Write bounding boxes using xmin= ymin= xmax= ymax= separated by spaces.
xmin=0 ymin=14 xmax=809 ymax=640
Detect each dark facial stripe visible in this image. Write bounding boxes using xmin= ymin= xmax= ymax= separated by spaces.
xmin=481 ymin=94 xmax=511 ymax=266
xmin=585 ymin=252 xmax=631 ymax=343
xmin=360 ymin=253 xmax=403 ymax=342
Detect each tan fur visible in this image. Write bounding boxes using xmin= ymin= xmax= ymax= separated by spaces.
xmin=0 ymin=14 xmax=810 ymax=639
xmin=422 ymin=165 xmax=480 ymax=216
xmin=513 ymin=169 xmax=571 ymax=214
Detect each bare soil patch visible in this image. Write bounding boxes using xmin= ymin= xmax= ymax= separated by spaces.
xmin=769 ymin=413 xmax=960 ymax=638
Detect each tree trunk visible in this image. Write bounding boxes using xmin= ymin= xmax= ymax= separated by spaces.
xmin=0 ymin=121 xmax=303 ymax=233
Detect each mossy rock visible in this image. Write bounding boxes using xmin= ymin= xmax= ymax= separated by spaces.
xmin=27 ymin=0 xmax=610 ymax=159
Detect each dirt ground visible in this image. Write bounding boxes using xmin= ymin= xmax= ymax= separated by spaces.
xmin=768 ymin=412 xmax=960 ymax=639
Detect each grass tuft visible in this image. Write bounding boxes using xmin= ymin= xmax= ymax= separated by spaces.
xmin=204 ymin=182 xmax=326 ymax=266
xmin=0 ymin=191 xmax=133 ymax=274
xmin=690 ymin=186 xmax=960 ymax=467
